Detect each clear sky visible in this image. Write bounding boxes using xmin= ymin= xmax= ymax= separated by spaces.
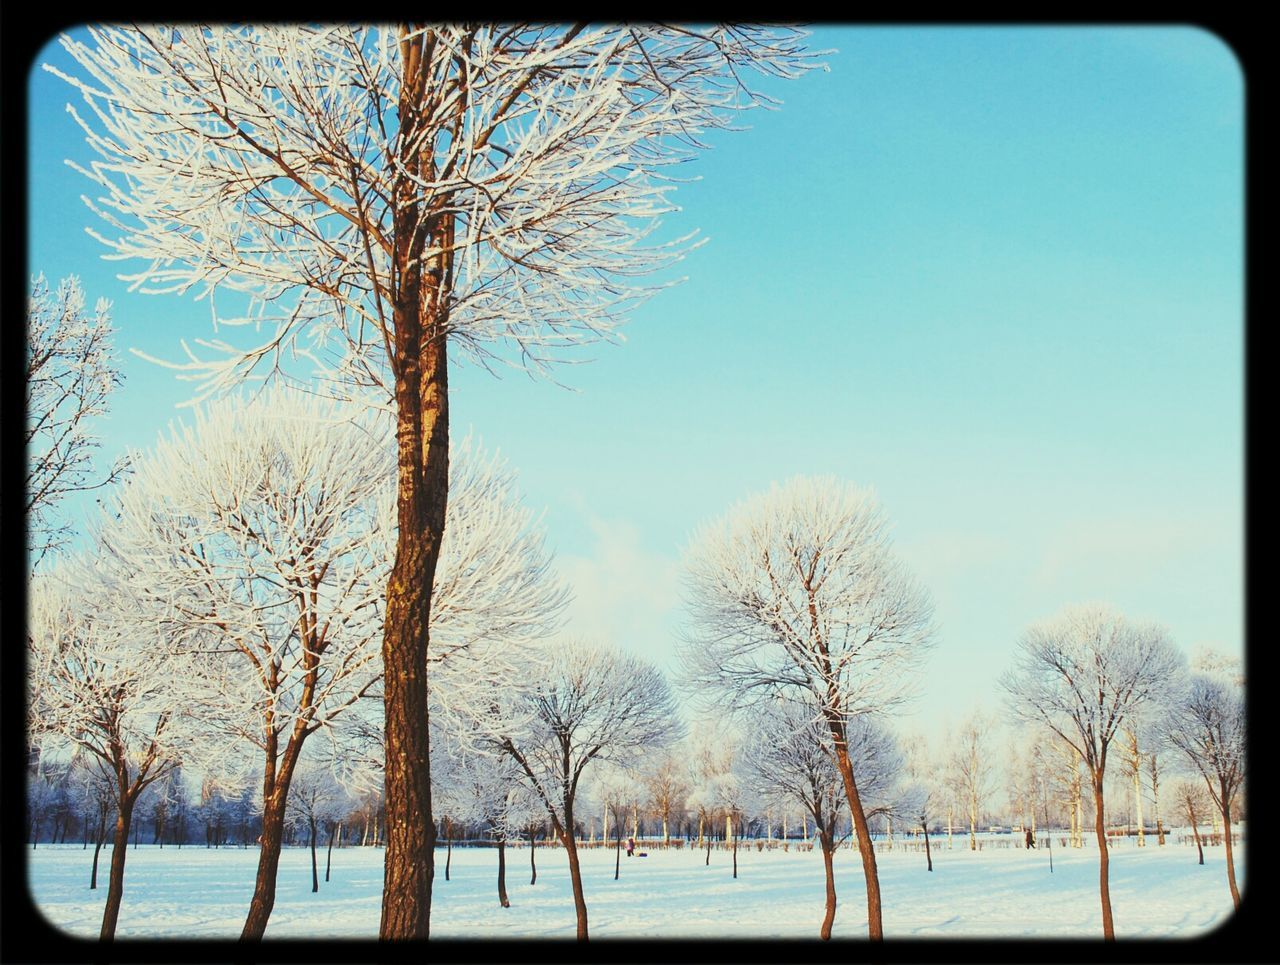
xmin=27 ymin=25 xmax=1244 ymax=739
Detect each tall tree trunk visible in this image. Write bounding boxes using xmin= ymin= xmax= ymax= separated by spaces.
xmin=497 ymin=834 xmax=511 ymax=908
xmin=732 ymin=818 xmax=738 ymax=879
xmin=89 ymin=804 xmax=108 ymax=890
xmin=922 ymin=823 xmax=933 ymax=872
xmin=326 ymin=822 xmax=337 ymax=883
xmin=1190 ymin=814 xmax=1204 ymax=865
xmin=562 ymin=830 xmax=589 ymax=941
xmin=1221 ymin=798 xmax=1241 ymax=911
xmin=614 ymin=823 xmax=621 ymax=881
xmin=1092 ymin=772 xmax=1115 ymax=941
xmin=829 ymin=722 xmax=885 ymax=941
xmin=445 ymin=819 xmax=452 ymax=882
xmin=310 ymin=815 xmax=319 ymax=893
xmin=379 ymin=28 xmax=451 ymax=941
xmin=529 ymin=826 xmax=538 ymax=885
xmin=819 ymin=830 xmax=837 ymax=941
xmin=99 ymin=793 xmax=137 ymax=941
xmin=240 ymin=744 xmax=303 ymax=942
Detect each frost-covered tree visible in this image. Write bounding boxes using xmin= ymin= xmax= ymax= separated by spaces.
xmin=498 ymin=640 xmax=680 ymax=941
xmin=27 ymin=568 xmax=193 ymax=941
xmin=50 ymin=23 xmax=821 ymax=939
xmin=900 ymin=732 xmax=942 ymax=871
xmin=746 ymin=702 xmax=846 ymax=938
xmin=94 ymin=388 xmax=390 ymax=940
xmin=1172 ymin=777 xmax=1212 ymax=865
xmin=642 ymin=752 xmax=689 ymax=849
xmin=1166 ymin=670 xmax=1245 ymax=910
xmin=681 ymin=475 xmax=934 ymax=940
xmin=1001 ymin=604 xmax=1185 ymax=940
xmin=684 ymin=722 xmax=735 ymax=866
xmin=284 ymin=758 xmax=346 ymax=894
xmin=25 ymin=273 xmax=124 ymax=569
xmin=948 ymin=711 xmax=996 ymax=851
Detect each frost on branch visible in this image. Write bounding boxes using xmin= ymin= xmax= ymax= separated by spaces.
xmin=26 ymin=273 xmax=124 ymax=567
xmin=680 ymin=474 xmax=935 ymax=720
xmin=49 ymin=24 xmax=824 ymax=400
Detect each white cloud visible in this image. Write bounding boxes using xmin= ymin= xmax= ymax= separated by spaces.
xmin=555 ymin=514 xmax=682 ymax=670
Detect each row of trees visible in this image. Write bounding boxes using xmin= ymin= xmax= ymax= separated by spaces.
xmin=28 ymin=21 xmax=1242 ymax=947
xmin=24 ymin=302 xmax=1245 ymax=943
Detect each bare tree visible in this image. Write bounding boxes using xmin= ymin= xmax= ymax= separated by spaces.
xmin=285 ymin=758 xmax=345 ymax=894
xmin=1166 ymin=670 xmax=1245 ymax=910
xmin=26 ymin=569 xmax=192 ymax=941
xmin=642 ymin=752 xmax=688 ymax=849
xmin=681 ymin=475 xmax=934 ymax=940
xmin=1172 ymin=777 xmax=1212 ymax=865
xmin=746 ymin=701 xmax=900 ymax=939
xmin=50 ymin=23 xmax=821 ymax=938
xmin=948 ymin=711 xmax=996 ymax=851
xmin=1001 ymin=604 xmax=1185 ymax=940
xmin=25 ymin=273 xmax=125 ymax=569
xmin=498 ymin=640 xmax=681 ymax=941
xmin=901 ymin=734 xmax=942 ymax=871
xmin=94 ymin=388 xmax=390 ymax=940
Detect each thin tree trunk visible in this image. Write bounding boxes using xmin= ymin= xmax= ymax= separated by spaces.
xmin=732 ymin=818 xmax=738 ymax=879
xmin=922 ymin=823 xmax=933 ymax=872
xmin=326 ymin=823 xmax=337 ymax=883
xmin=614 ymin=822 xmax=621 ymax=881
xmin=528 ymin=826 xmax=537 ymax=885
xmin=89 ymin=804 xmax=108 ymax=890
xmin=830 ymin=723 xmax=885 ymax=941
xmin=445 ymin=819 xmax=452 ymax=882
xmin=497 ymin=834 xmax=511 ymax=908
xmin=1092 ymin=774 xmax=1115 ymax=941
xmin=310 ymin=815 xmax=319 ymax=894
xmin=1221 ymin=798 xmax=1241 ymax=911
xmin=240 ymin=744 xmax=303 ymax=942
xmin=99 ymin=793 xmax=137 ymax=941
xmin=1190 ymin=814 xmax=1204 ymax=865
xmin=819 ymin=831 xmax=837 ymax=941
xmin=378 ymin=31 xmax=451 ymax=939
xmin=562 ymin=830 xmax=589 ymax=941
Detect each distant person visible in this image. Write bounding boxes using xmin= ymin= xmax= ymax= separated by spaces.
xmin=1025 ymin=828 xmax=1035 ymax=849
xmin=626 ymin=835 xmax=636 ymax=857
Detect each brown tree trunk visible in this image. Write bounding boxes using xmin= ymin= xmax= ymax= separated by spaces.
xmin=99 ymin=794 xmax=136 ymax=941
xmin=563 ymin=831 xmax=590 ymax=941
xmin=829 ymin=721 xmax=884 ymax=941
xmin=819 ymin=830 xmax=837 ymax=941
xmin=732 ymin=818 xmax=738 ymax=879
xmin=529 ymin=826 xmax=538 ymax=885
xmin=326 ymin=822 xmax=337 ymax=882
xmin=1190 ymin=817 xmax=1204 ymax=865
xmin=614 ymin=824 xmax=621 ymax=881
xmin=922 ymin=823 xmax=933 ymax=872
xmin=310 ymin=815 xmax=320 ymax=893
xmin=89 ymin=803 xmax=108 ymax=890
xmin=240 ymin=745 xmax=303 ymax=942
xmin=1221 ymin=797 xmax=1241 ymax=911
xmin=497 ymin=834 xmax=511 ymax=908
xmin=1092 ymin=773 xmax=1115 ymax=941
xmin=378 ymin=27 xmax=452 ymax=944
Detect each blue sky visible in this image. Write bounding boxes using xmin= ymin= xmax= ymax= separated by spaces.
xmin=27 ymin=25 xmax=1244 ymax=737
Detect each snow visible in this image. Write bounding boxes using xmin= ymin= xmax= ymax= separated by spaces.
xmin=27 ymin=834 xmax=1243 ymax=940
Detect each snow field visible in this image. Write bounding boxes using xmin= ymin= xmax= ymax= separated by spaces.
xmin=27 ymin=836 xmax=1243 ymax=940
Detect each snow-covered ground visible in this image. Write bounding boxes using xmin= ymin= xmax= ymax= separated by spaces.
xmin=27 ymin=835 xmax=1243 ymax=940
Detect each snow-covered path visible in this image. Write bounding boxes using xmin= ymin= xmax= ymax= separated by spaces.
xmin=26 ymin=837 xmax=1242 ymax=940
